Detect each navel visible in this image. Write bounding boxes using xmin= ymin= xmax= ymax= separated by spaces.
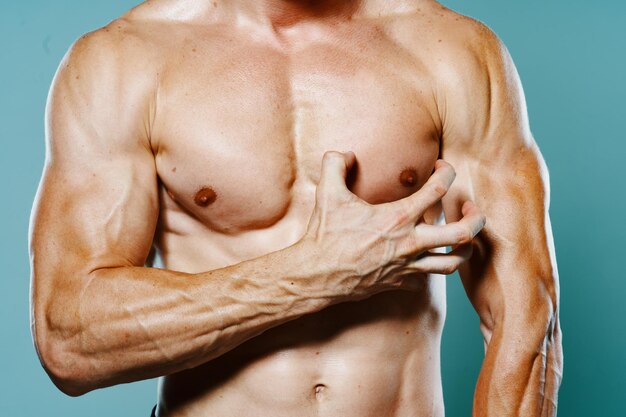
xmin=399 ymin=168 xmax=418 ymax=188
xmin=194 ymin=187 xmax=217 ymax=207
xmin=314 ymin=384 xmax=327 ymax=401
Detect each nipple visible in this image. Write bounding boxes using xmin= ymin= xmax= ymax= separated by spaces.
xmin=399 ymin=168 xmax=418 ymax=188
xmin=194 ymin=187 xmax=217 ymax=207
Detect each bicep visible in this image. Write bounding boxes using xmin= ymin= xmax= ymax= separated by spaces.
xmin=30 ymin=31 xmax=159 ymax=294
xmin=442 ymin=143 xmax=558 ymax=343
xmin=438 ymin=24 xmax=557 ymax=324
xmin=33 ymin=148 xmax=158 ymax=276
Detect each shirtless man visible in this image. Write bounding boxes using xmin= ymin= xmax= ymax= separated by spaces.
xmin=29 ymin=0 xmax=562 ymax=416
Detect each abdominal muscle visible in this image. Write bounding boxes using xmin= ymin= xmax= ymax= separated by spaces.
xmin=152 ymin=149 xmax=447 ymax=416
xmin=156 ymin=252 xmax=446 ymax=417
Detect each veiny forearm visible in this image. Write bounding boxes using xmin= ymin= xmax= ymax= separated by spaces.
xmin=38 ymin=239 xmax=344 ymax=395
xmin=474 ymin=312 xmax=562 ymax=417
xmin=445 ymin=151 xmax=562 ymax=416
xmin=467 ymin=254 xmax=562 ymax=417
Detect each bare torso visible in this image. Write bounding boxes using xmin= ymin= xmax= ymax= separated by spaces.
xmin=31 ymin=0 xmax=562 ymax=414
xmin=82 ymin=1 xmax=468 ymax=415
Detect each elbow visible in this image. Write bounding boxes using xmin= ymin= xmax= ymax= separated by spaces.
xmin=514 ymin=265 xmax=560 ymax=334
xmin=517 ymin=288 xmax=559 ymax=345
xmin=489 ymin=284 xmax=560 ymax=352
xmin=33 ymin=323 xmax=97 ymax=397
xmin=530 ymin=273 xmax=560 ymax=330
xmin=51 ymin=374 xmax=93 ymax=398
xmin=515 ymin=291 xmax=561 ymax=361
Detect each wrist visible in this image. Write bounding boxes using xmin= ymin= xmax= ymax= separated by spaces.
xmin=287 ymin=237 xmax=356 ymax=305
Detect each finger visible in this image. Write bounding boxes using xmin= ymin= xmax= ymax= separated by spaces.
xmin=388 ymin=160 xmax=456 ymax=222
xmin=422 ymin=200 xmax=444 ymax=226
xmin=413 ymin=201 xmax=486 ymax=249
xmin=407 ymin=244 xmax=473 ymax=275
xmin=318 ymin=150 xmax=357 ymax=193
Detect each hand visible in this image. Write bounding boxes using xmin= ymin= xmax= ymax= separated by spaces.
xmin=302 ymin=151 xmax=486 ymax=299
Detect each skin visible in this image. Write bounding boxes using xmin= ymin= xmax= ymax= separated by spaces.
xmin=29 ymin=0 xmax=562 ymax=416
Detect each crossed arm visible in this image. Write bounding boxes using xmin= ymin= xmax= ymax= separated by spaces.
xmin=29 ymin=27 xmax=487 ymax=398
xmin=31 ymin=18 xmax=561 ymax=413
xmin=437 ymin=23 xmax=563 ymax=417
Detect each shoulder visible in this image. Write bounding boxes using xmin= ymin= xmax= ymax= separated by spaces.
xmin=431 ymin=7 xmax=526 ymax=115
xmin=55 ymin=0 xmax=215 ymax=94
xmin=430 ymin=4 xmax=513 ymax=82
xmin=47 ymin=14 xmax=166 ymax=151
xmin=440 ymin=7 xmax=506 ymax=55
xmin=435 ymin=6 xmax=519 ymax=95
xmin=422 ymin=6 xmax=531 ymax=149
xmin=387 ymin=4 xmax=531 ymax=144
xmin=58 ymin=16 xmax=159 ymax=85
xmin=49 ymin=6 xmax=172 ymax=122
xmin=385 ymin=3 xmax=517 ymax=91
xmin=58 ymin=0 xmax=204 ymax=87
xmin=421 ymin=5 xmax=523 ymax=109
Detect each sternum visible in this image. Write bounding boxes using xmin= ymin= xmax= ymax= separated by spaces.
xmin=284 ymin=59 xmax=312 ymax=187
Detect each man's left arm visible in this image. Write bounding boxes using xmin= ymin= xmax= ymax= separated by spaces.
xmin=437 ymin=22 xmax=563 ymax=416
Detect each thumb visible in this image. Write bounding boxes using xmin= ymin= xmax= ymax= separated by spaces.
xmin=319 ymin=151 xmax=356 ymax=193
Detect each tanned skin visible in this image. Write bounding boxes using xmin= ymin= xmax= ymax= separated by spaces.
xmin=29 ymin=0 xmax=562 ymax=416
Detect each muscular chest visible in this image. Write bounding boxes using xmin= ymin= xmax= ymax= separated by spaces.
xmin=152 ymin=28 xmax=441 ymax=234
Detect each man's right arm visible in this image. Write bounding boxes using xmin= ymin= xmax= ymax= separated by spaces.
xmin=30 ymin=27 xmax=339 ymax=397
xmin=30 ymin=25 xmax=484 ymax=397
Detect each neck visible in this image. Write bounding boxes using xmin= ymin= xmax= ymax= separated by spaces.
xmin=216 ymin=0 xmax=421 ymax=28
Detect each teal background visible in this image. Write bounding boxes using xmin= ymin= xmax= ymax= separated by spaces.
xmin=1 ymin=1 xmax=624 ymax=416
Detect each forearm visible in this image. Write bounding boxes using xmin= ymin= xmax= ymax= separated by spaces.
xmin=37 ymin=239 xmax=343 ymax=395
xmin=446 ymin=157 xmax=562 ymax=415
xmin=462 ymin=231 xmax=562 ymax=416
xmin=473 ymin=299 xmax=562 ymax=417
